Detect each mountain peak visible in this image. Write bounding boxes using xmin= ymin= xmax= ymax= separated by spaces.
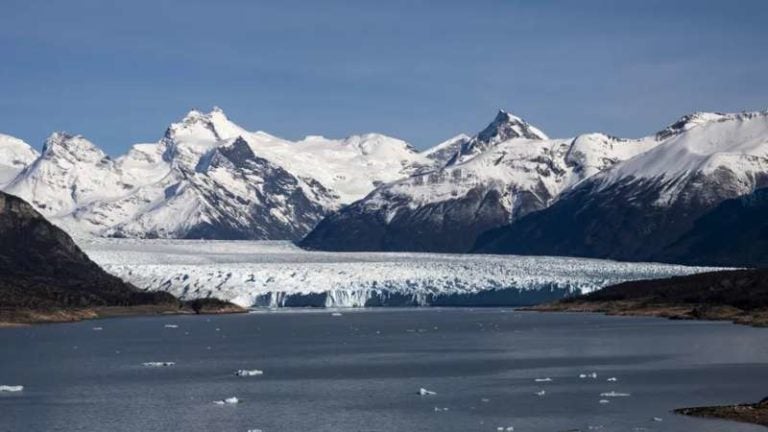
xmin=477 ymin=110 xmax=548 ymax=144
xmin=166 ymin=107 xmax=243 ymax=145
xmin=448 ymin=110 xmax=548 ymax=165
xmin=41 ymin=132 xmax=108 ymax=163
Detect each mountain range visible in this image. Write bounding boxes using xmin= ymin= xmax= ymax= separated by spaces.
xmin=2 ymin=107 xmax=767 ymax=267
xmin=0 ymin=108 xmax=447 ymax=240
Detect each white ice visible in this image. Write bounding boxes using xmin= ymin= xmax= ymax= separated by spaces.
xmin=81 ymin=238 xmax=722 ymax=308
xmin=235 ymin=369 xmax=264 ymax=377
xmin=0 ymin=385 xmax=23 ymax=392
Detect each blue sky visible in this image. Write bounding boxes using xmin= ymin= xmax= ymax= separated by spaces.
xmin=1 ymin=0 xmax=766 ymax=154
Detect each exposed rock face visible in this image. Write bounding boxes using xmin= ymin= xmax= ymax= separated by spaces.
xmin=658 ymin=187 xmax=768 ymax=267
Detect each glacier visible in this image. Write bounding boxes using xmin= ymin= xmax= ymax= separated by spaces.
xmin=81 ymin=238 xmax=722 ymax=308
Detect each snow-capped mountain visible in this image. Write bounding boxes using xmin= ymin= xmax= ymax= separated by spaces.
xmin=300 ymin=111 xmax=659 ymax=252
xmin=0 ymin=107 xmax=432 ymax=239
xmin=419 ymin=133 xmax=470 ymax=168
xmin=0 ymin=134 xmax=39 ymax=186
xmin=475 ymin=111 xmax=768 ymax=264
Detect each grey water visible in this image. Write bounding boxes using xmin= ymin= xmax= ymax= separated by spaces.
xmin=1 ymin=309 xmax=767 ymax=432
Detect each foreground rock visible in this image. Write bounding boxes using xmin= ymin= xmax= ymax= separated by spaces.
xmin=532 ymin=269 xmax=768 ymax=327
xmin=675 ymin=397 xmax=768 ymax=427
xmin=0 ymin=191 xmax=243 ymax=325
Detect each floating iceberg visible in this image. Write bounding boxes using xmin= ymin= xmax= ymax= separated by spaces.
xmin=142 ymin=361 xmax=175 ymax=367
xmin=579 ymin=372 xmax=598 ymax=379
xmin=164 ymin=324 xmax=179 ymax=328
xmin=606 ymin=377 xmax=618 ymax=382
xmin=0 ymin=385 xmax=23 ymax=392
xmin=600 ymin=391 xmax=631 ymax=397
xmin=419 ymin=388 xmax=437 ymax=396
xmin=535 ymin=390 xmax=546 ymax=396
xmin=235 ymin=369 xmax=264 ymax=377
xmin=534 ymin=377 xmax=552 ymax=382
xmin=496 ymin=427 xmax=514 ymax=432
xmin=214 ymin=397 xmax=240 ymax=405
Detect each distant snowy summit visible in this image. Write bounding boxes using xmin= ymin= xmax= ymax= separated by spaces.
xmin=0 ymin=108 xmax=451 ymax=240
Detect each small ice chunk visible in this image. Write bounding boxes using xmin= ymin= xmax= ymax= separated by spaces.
xmin=142 ymin=361 xmax=175 ymax=367
xmin=480 ymin=398 xmax=490 ymax=403
xmin=652 ymin=417 xmax=663 ymax=422
xmin=496 ymin=427 xmax=514 ymax=431
xmin=600 ymin=391 xmax=630 ymax=397
xmin=331 ymin=312 xmax=343 ymax=317
xmin=433 ymin=406 xmax=449 ymax=412
xmin=0 ymin=385 xmax=23 ymax=392
xmin=606 ymin=377 xmax=618 ymax=382
xmin=214 ymin=397 xmax=240 ymax=405
xmin=235 ymin=369 xmax=264 ymax=377
xmin=92 ymin=327 xmax=103 ymax=331
xmin=599 ymin=399 xmax=610 ymax=404
xmin=164 ymin=324 xmax=178 ymax=328
xmin=247 ymin=429 xmax=263 ymax=432
xmin=579 ymin=372 xmax=598 ymax=379
xmin=419 ymin=388 xmax=437 ymax=396
xmin=535 ymin=390 xmax=546 ymax=396
xmin=534 ymin=377 xmax=552 ymax=382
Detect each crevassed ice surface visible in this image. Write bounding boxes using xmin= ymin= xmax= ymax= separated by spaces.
xmin=81 ymin=239 xmax=722 ymax=308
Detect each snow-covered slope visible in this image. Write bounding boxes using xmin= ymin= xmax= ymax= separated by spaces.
xmin=475 ymin=111 xmax=768 ymax=263
xmin=81 ymin=238 xmax=720 ymax=308
xmin=4 ymin=133 xmax=126 ymax=219
xmin=0 ymin=134 xmax=39 ymax=186
xmin=0 ymin=107 xmax=432 ymax=239
xmin=419 ymin=134 xmax=470 ymax=169
xmin=301 ymin=111 xmax=660 ymax=252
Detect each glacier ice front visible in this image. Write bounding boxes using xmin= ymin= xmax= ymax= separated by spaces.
xmin=81 ymin=239 xmax=723 ymax=309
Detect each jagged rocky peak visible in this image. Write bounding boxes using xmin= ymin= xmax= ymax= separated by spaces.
xmin=478 ymin=109 xmax=549 ymax=143
xmin=452 ymin=110 xmax=548 ymax=165
xmin=164 ymin=106 xmax=244 ymax=144
xmin=40 ymin=132 xmax=109 ymax=164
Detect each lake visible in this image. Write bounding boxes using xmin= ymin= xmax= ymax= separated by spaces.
xmin=1 ymin=309 xmax=767 ymax=431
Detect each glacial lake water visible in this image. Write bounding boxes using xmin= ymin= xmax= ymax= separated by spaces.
xmin=1 ymin=309 xmax=767 ymax=432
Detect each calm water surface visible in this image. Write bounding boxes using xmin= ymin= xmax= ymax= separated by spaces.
xmin=1 ymin=309 xmax=767 ymax=432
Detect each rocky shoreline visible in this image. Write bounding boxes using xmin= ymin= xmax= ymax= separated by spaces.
xmin=0 ymin=300 xmax=247 ymax=327
xmin=675 ymin=398 xmax=768 ymax=427
xmin=529 ymin=300 xmax=768 ymax=327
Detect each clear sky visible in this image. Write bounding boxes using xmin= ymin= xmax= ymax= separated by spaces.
xmin=1 ymin=0 xmax=767 ymax=155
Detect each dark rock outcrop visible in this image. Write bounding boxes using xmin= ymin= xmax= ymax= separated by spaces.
xmin=0 ymin=191 xmax=176 ymax=310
